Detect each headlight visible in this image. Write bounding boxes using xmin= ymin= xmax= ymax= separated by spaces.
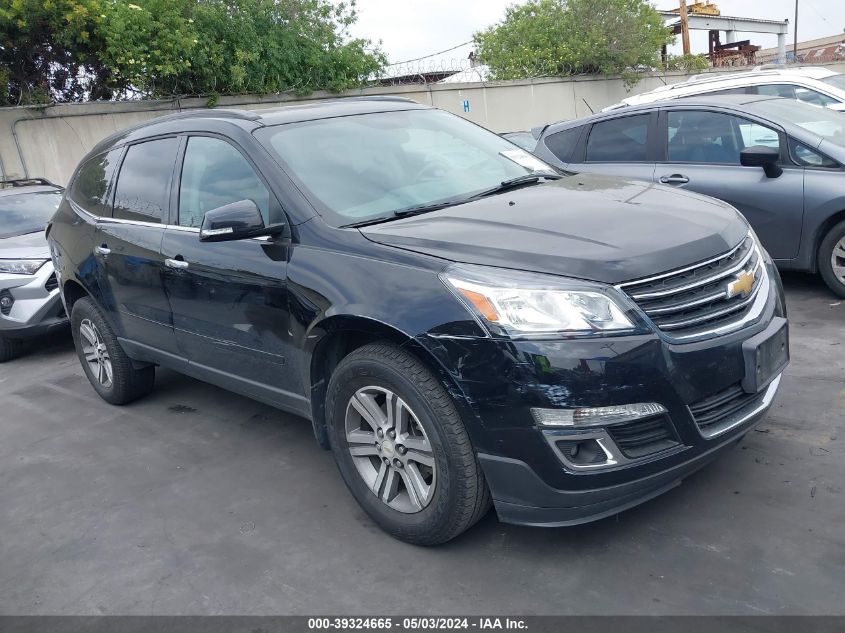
xmin=0 ymin=259 xmax=48 ymax=275
xmin=441 ymin=264 xmax=639 ymax=337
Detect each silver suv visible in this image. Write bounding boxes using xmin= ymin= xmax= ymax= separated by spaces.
xmin=0 ymin=179 xmax=68 ymax=361
xmin=604 ymin=66 xmax=845 ymax=112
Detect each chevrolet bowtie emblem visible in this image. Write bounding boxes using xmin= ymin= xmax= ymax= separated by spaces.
xmin=726 ymin=270 xmax=755 ymax=299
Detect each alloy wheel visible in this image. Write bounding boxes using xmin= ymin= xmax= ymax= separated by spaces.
xmin=344 ymin=386 xmax=436 ymax=513
xmin=79 ymin=318 xmax=113 ymax=388
xmin=832 ymin=236 xmax=845 ymax=285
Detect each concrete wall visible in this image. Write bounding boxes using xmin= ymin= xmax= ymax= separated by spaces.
xmin=3 ymin=64 xmax=844 ymax=186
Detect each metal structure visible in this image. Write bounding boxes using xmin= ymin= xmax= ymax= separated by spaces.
xmin=660 ymin=4 xmax=790 ymax=65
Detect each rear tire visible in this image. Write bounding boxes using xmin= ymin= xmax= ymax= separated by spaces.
xmin=0 ymin=336 xmax=24 ymax=363
xmin=70 ymin=297 xmax=155 ymax=405
xmin=819 ymin=220 xmax=845 ymax=298
xmin=326 ymin=342 xmax=491 ymax=546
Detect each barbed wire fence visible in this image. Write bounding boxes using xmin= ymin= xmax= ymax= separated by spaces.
xmin=10 ymin=39 xmax=845 ymax=106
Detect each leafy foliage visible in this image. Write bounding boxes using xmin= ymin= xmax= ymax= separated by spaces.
xmin=474 ymin=0 xmax=673 ymax=85
xmin=0 ymin=0 xmax=385 ymax=104
xmin=664 ymin=53 xmax=710 ymax=72
xmin=0 ymin=0 xmax=114 ymax=104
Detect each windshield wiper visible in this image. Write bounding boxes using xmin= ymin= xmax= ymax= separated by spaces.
xmin=342 ymin=199 xmax=466 ymax=228
xmin=469 ymin=172 xmax=563 ymax=200
xmin=343 ymin=172 xmax=563 ymax=229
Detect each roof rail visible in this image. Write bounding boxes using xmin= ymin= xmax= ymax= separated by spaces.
xmin=0 ymin=178 xmax=60 ymax=189
xmin=668 ymin=68 xmax=786 ymax=90
xmin=334 ymin=95 xmax=419 ymax=104
xmin=152 ymin=108 xmax=262 ymax=123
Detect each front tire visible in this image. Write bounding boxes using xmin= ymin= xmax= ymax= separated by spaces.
xmin=70 ymin=297 xmax=155 ymax=405
xmin=819 ymin=220 xmax=845 ymax=298
xmin=326 ymin=343 xmax=491 ymax=546
xmin=0 ymin=336 xmax=23 ymax=363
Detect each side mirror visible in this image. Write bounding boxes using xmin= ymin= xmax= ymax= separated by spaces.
xmin=740 ymin=146 xmax=783 ymax=178
xmin=199 ymin=199 xmax=283 ymax=242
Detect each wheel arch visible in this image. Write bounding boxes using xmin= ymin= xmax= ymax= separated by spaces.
xmin=61 ymin=278 xmax=90 ymax=314
xmin=306 ymin=315 xmax=475 ymax=451
xmin=813 ymin=208 xmax=845 ymax=272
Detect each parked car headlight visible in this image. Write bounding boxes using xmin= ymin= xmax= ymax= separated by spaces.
xmin=0 ymin=259 xmax=49 ymax=275
xmin=441 ymin=264 xmax=638 ymax=337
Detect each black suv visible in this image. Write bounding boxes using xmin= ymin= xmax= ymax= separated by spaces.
xmin=48 ymin=98 xmax=789 ymax=545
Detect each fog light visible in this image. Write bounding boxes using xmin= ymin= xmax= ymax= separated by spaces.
xmin=531 ymin=403 xmax=666 ymax=428
xmin=0 ymin=291 xmax=13 ymax=316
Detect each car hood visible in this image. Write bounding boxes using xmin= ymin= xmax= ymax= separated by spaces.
xmin=0 ymin=230 xmax=50 ymax=259
xmin=360 ymin=174 xmax=748 ymax=284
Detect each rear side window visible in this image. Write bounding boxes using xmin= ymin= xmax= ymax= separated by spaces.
xmin=112 ymin=138 xmax=179 ymax=224
xmin=795 ymin=87 xmax=837 ymax=108
xmin=704 ymin=87 xmax=748 ymax=96
xmin=586 ymin=115 xmax=650 ymax=162
xmin=178 ymin=136 xmax=272 ymax=228
xmin=753 ymin=84 xmax=797 ymax=99
xmin=543 ymin=127 xmax=582 ymax=163
xmin=69 ymin=149 xmax=122 ymax=216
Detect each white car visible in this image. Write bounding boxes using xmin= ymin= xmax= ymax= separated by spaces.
xmin=1 ymin=179 xmax=67 ymax=361
xmin=603 ymin=66 xmax=845 ymax=112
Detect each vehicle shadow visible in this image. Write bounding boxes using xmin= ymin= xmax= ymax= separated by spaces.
xmin=10 ymin=327 xmax=74 ymax=363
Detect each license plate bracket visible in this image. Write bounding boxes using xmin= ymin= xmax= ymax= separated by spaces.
xmin=741 ymin=317 xmax=789 ymax=394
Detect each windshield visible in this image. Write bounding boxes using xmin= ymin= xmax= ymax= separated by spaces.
xmin=256 ymin=109 xmax=556 ymax=226
xmin=754 ymin=98 xmax=845 ymax=147
xmin=0 ymin=190 xmax=62 ymax=239
xmin=821 ymin=74 xmax=845 ymax=92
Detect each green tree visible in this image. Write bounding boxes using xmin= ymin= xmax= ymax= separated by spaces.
xmin=97 ymin=0 xmax=197 ymax=98
xmin=0 ymin=0 xmax=116 ymax=104
xmin=0 ymin=0 xmax=385 ymax=105
xmin=474 ymin=0 xmax=673 ymax=85
xmin=181 ymin=0 xmax=386 ymax=97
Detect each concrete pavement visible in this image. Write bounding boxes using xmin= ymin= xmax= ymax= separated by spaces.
xmin=1 ymin=272 xmax=842 ymax=615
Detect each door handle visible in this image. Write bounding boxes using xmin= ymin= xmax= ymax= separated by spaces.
xmin=93 ymin=244 xmax=110 ymax=256
xmin=165 ymin=257 xmax=189 ymax=270
xmin=659 ymin=174 xmax=690 ymax=185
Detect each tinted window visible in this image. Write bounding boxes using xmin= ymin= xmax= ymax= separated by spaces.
xmin=544 ymin=127 xmax=582 ymax=163
xmin=754 ymin=84 xmax=796 ymax=98
xmin=586 ymin=115 xmax=650 ymax=162
xmin=257 ymin=109 xmax=554 ymax=226
xmin=667 ymin=110 xmax=780 ymax=164
xmin=795 ymin=87 xmax=837 ymax=108
xmin=790 ymin=139 xmax=839 ymax=168
xmin=112 ymin=138 xmax=179 ymax=223
xmin=179 ymin=137 xmax=272 ymax=228
xmin=69 ymin=149 xmax=121 ymax=216
xmin=0 ymin=191 xmax=62 ymax=239
xmin=705 ymin=87 xmax=748 ymax=96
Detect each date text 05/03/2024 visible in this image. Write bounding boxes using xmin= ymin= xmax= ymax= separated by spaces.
xmin=307 ymin=617 xmax=528 ymax=630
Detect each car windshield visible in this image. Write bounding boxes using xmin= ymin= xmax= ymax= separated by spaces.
xmin=0 ymin=190 xmax=62 ymax=239
xmin=820 ymin=74 xmax=845 ymax=91
xmin=256 ymin=109 xmax=556 ymax=226
xmin=754 ymin=98 xmax=845 ymax=147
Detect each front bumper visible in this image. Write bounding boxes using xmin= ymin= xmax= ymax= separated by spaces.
xmin=416 ymin=261 xmax=787 ymax=526
xmin=480 ymin=374 xmax=780 ymax=526
xmin=0 ymin=262 xmax=68 ymax=339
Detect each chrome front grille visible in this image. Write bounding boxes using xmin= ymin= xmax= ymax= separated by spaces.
xmin=619 ymin=234 xmax=765 ymax=338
